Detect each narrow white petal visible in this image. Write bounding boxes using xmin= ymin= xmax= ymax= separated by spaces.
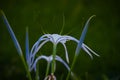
xmin=30 ymin=34 xmax=51 ymax=57
xmin=64 ymin=36 xmax=79 ymax=43
xmin=30 ymin=38 xmax=48 ymax=57
xmin=33 ymin=39 xmax=50 ymax=57
xmin=82 ymin=44 xmax=93 ymax=59
xmin=37 ymin=34 xmax=51 ymax=43
xmin=30 ymin=39 xmax=50 ymax=66
xmin=57 ymin=35 xmax=79 ymax=44
xmin=56 ymin=36 xmax=67 ymax=44
xmin=83 ymin=44 xmax=100 ymax=57
xmin=56 ymin=55 xmax=70 ymax=70
xmin=61 ymin=42 xmax=69 ymax=63
xmin=30 ymin=38 xmax=49 ymax=66
xmin=30 ymin=55 xmax=49 ymax=71
xmin=55 ymin=55 xmax=73 ymax=76
xmin=30 ymin=42 xmax=39 ymax=57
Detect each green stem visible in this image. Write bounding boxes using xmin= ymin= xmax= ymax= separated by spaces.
xmin=66 ymin=55 xmax=77 ymax=80
xmin=51 ymin=44 xmax=57 ymax=75
xmin=21 ymin=55 xmax=32 ymax=80
xmin=45 ymin=62 xmax=50 ymax=77
xmin=35 ymin=63 xmax=39 ymax=80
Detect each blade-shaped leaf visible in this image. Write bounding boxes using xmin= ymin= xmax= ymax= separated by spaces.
xmin=26 ymin=27 xmax=30 ymax=64
xmin=1 ymin=10 xmax=23 ymax=55
xmin=75 ymin=15 xmax=96 ymax=55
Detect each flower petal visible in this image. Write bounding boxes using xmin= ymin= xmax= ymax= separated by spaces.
xmin=30 ymin=55 xmax=49 ymax=71
xmin=57 ymin=35 xmax=79 ymax=44
xmin=65 ymin=36 xmax=79 ymax=43
xmin=82 ymin=44 xmax=93 ymax=59
xmin=61 ymin=42 xmax=69 ymax=63
xmin=1 ymin=10 xmax=23 ymax=55
xmin=83 ymin=44 xmax=100 ymax=57
xmin=56 ymin=55 xmax=73 ymax=76
xmin=30 ymin=39 xmax=50 ymax=66
xmin=35 ymin=39 xmax=50 ymax=55
xmin=30 ymin=34 xmax=50 ymax=57
xmin=36 ymin=34 xmax=51 ymax=47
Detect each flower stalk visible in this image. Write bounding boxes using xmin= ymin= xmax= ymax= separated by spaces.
xmin=34 ymin=63 xmax=39 ymax=80
xmin=51 ymin=44 xmax=57 ymax=75
xmin=66 ymin=54 xmax=77 ymax=80
xmin=21 ymin=55 xmax=32 ymax=80
xmin=45 ymin=62 xmax=50 ymax=77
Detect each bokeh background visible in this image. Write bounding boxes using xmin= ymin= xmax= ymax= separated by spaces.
xmin=0 ymin=0 xmax=120 ymax=80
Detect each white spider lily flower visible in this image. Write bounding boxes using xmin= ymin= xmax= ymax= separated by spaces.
xmin=28 ymin=33 xmax=99 ymax=69
xmin=30 ymin=55 xmax=73 ymax=75
xmin=29 ymin=34 xmax=81 ymax=65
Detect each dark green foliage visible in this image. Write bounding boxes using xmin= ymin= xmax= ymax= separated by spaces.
xmin=0 ymin=0 xmax=120 ymax=80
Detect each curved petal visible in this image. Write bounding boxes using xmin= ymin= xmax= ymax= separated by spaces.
xmin=56 ymin=36 xmax=67 ymax=44
xmin=83 ymin=44 xmax=100 ymax=57
xmin=32 ymin=39 xmax=50 ymax=57
xmin=64 ymin=36 xmax=79 ymax=43
xmin=61 ymin=42 xmax=69 ymax=63
xmin=57 ymin=35 xmax=79 ymax=44
xmin=37 ymin=34 xmax=51 ymax=43
xmin=82 ymin=44 xmax=93 ymax=59
xmin=30 ymin=55 xmax=49 ymax=71
xmin=30 ymin=34 xmax=51 ymax=57
xmin=30 ymin=41 xmax=39 ymax=57
xmin=55 ymin=55 xmax=73 ymax=76
xmin=30 ymin=39 xmax=50 ymax=66
xmin=30 ymin=37 xmax=48 ymax=57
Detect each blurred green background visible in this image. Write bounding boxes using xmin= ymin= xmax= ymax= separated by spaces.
xmin=0 ymin=0 xmax=120 ymax=80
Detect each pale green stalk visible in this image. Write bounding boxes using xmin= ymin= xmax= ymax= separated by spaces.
xmin=66 ymin=55 xmax=77 ymax=80
xmin=51 ymin=44 xmax=57 ymax=75
xmin=35 ymin=63 xmax=39 ymax=80
xmin=45 ymin=62 xmax=50 ymax=77
xmin=21 ymin=55 xmax=32 ymax=80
